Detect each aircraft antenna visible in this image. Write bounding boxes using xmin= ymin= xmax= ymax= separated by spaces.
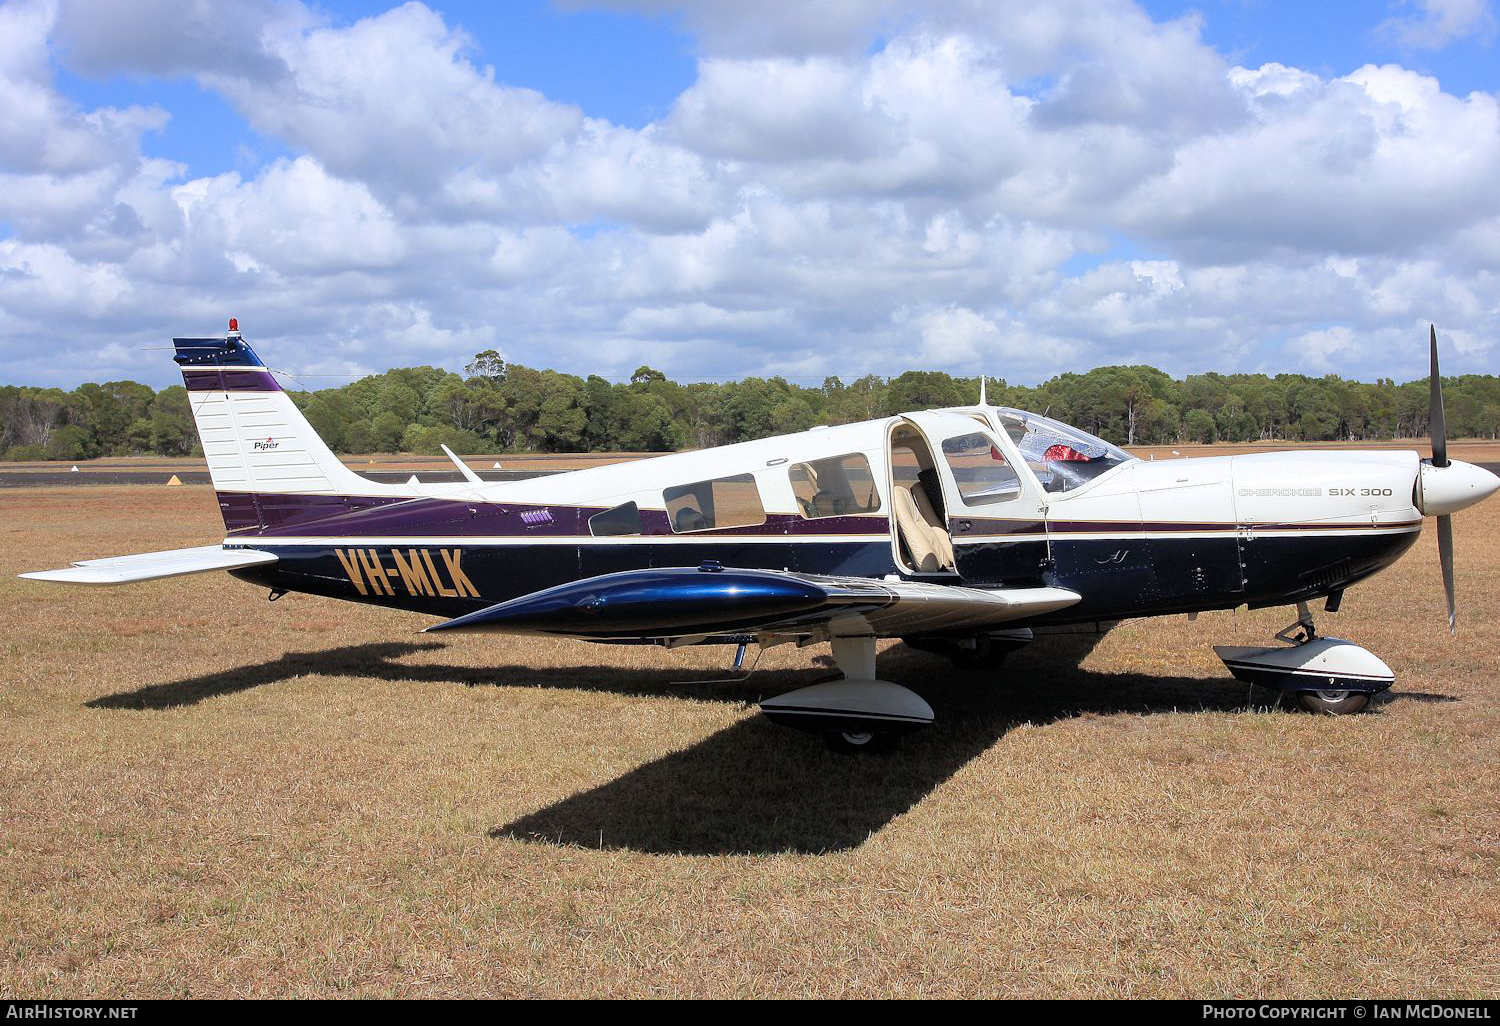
xmin=440 ymin=443 xmax=485 ymax=486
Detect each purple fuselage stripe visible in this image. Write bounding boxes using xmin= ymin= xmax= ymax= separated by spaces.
xmin=218 ymin=489 xmax=1422 ymax=540
xmin=218 ymin=488 xmax=1423 ymax=541
xmin=219 ymin=490 xmax=891 ymax=539
xmin=963 ymin=517 xmax=1421 ymax=538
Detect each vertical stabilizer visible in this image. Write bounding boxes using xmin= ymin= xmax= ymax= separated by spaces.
xmin=175 ymin=323 xmax=377 ymax=523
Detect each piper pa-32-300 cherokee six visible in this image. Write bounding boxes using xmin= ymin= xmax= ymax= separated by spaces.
xmin=24 ymin=323 xmax=1500 ymax=752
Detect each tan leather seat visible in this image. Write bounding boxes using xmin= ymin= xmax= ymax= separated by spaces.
xmin=893 ymin=485 xmax=953 ymax=573
xmin=910 ymin=484 xmax=955 ymax=569
xmin=892 ymin=488 xmax=938 ymax=572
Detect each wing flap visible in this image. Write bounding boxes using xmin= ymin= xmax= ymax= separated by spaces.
xmin=810 ymin=577 xmax=1080 ymax=636
xmin=20 ymin=545 xmax=277 ymax=586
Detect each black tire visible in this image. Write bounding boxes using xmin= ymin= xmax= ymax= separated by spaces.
xmin=823 ymin=729 xmax=899 ymax=755
xmin=900 ymin=636 xmax=949 ymax=658
xmin=1296 ymin=689 xmax=1371 ymax=715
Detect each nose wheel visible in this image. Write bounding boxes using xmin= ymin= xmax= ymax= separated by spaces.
xmin=1296 ymin=688 xmax=1370 ymax=715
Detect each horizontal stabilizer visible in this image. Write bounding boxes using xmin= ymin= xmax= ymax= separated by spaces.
xmin=20 ymin=545 xmax=277 ymax=586
xmin=424 ymin=565 xmax=1081 ymax=640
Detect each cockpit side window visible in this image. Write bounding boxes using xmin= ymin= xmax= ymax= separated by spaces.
xmin=788 ymin=453 xmax=881 ymax=519
xmin=994 ymin=408 xmax=1135 ymax=494
xmin=664 ymin=473 xmax=766 ymax=533
xmin=941 ymin=432 xmax=1022 ymax=506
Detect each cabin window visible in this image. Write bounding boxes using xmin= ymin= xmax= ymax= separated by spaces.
xmin=788 ymin=453 xmax=881 ymax=519
xmin=664 ymin=474 xmax=766 ymax=533
xmin=941 ymin=432 xmax=1021 ymax=506
xmin=589 ymin=501 xmax=642 ymax=537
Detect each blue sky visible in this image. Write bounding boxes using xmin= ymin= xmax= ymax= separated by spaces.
xmin=2 ymin=0 xmax=1497 ymax=389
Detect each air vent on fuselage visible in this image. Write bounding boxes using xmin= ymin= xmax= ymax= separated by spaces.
xmin=1300 ymin=558 xmax=1352 ymax=591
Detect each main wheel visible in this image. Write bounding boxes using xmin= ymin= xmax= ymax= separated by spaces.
xmin=823 ymin=729 xmax=899 ymax=755
xmin=1296 ymin=689 xmax=1371 ymax=715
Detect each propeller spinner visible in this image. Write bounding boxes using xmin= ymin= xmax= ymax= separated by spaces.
xmin=1415 ymin=326 xmax=1500 ymax=632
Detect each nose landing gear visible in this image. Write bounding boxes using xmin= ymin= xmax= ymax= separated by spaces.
xmin=1214 ymin=602 xmax=1393 ymax=714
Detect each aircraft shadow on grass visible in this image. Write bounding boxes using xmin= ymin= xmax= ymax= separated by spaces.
xmin=86 ymin=635 xmax=1456 ymax=857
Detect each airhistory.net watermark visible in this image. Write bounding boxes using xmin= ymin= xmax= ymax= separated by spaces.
xmin=5 ymin=1007 xmax=138 ymax=1020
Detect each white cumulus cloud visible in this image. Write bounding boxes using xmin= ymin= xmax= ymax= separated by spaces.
xmin=0 ymin=0 xmax=1495 ymax=391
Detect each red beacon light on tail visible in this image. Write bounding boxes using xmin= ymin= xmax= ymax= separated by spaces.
xmin=227 ymin=317 xmax=240 ymax=337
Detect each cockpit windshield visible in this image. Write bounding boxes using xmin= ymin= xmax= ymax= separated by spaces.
xmin=991 ymin=407 xmax=1136 ymax=494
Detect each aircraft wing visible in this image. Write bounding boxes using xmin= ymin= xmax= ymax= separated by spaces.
xmin=20 ymin=545 xmax=278 ymax=586
xmin=424 ymin=566 xmax=1081 ymax=640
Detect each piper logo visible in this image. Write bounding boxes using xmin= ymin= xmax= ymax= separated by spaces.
xmin=334 ymin=547 xmax=480 ymax=599
xmin=252 ymin=437 xmax=280 ymax=451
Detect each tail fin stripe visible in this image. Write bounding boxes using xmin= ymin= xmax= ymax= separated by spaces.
xmin=182 ymin=368 xmax=281 ymax=392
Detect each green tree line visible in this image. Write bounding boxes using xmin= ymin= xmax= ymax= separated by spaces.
xmin=5 ymin=351 xmax=1500 ymax=461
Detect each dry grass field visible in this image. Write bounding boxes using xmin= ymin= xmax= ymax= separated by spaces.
xmin=2 ymin=482 xmax=1498 ymax=998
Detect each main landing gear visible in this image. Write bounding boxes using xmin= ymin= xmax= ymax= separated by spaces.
xmin=1213 ymin=602 xmax=1394 ymax=714
xmin=902 ymin=628 xmax=1033 ymax=669
xmin=758 ymin=636 xmax=935 ymax=754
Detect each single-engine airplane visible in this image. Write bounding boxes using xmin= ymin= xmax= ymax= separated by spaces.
xmin=23 ymin=323 xmax=1500 ymax=752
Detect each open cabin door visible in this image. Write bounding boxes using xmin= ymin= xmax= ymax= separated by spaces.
xmin=894 ymin=412 xmax=1051 ymax=585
